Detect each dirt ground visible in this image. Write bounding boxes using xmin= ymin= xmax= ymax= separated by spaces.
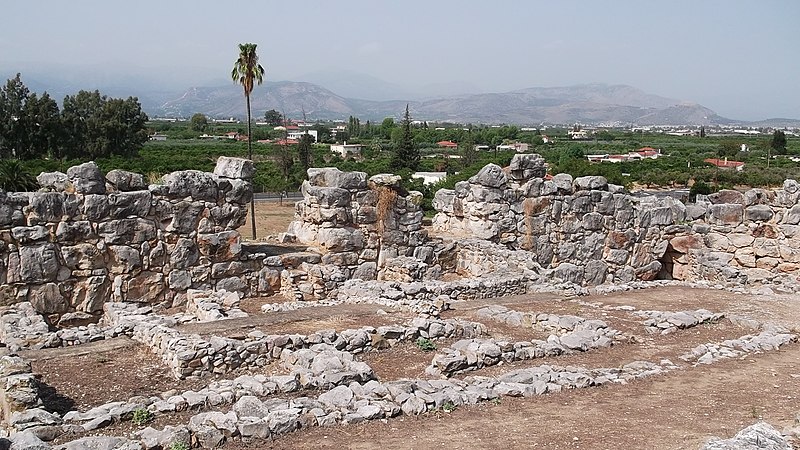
xmin=237 ymin=200 xmax=296 ymax=240
xmin=26 ymin=287 xmax=800 ymax=449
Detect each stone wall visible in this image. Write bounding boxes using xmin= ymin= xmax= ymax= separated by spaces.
xmin=287 ymin=168 xmax=434 ymax=293
xmin=432 ymin=154 xmax=800 ymax=290
xmin=0 ymin=157 xmax=256 ymax=320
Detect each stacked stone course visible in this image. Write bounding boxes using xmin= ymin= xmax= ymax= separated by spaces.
xmin=0 ymin=157 xmax=259 ymax=322
xmin=433 ymin=154 xmax=800 ymax=290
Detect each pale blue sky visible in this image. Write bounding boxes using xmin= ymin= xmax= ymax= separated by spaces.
xmin=1 ymin=0 xmax=798 ymax=120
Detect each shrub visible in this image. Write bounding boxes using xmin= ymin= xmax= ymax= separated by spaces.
xmin=131 ymin=408 xmax=154 ymax=426
xmin=415 ymin=337 xmax=436 ymax=352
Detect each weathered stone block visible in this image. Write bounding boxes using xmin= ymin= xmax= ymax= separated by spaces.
xmin=37 ymin=171 xmax=70 ymax=192
xmin=214 ymin=156 xmax=255 ymax=180
xmin=197 ymin=231 xmax=242 ymax=260
xmin=108 ymin=191 xmax=152 ymax=218
xmin=161 ymin=170 xmax=218 ymax=202
xmin=307 ymin=167 xmax=367 ymax=189
xmin=67 ymin=161 xmax=105 ymax=194
xmin=744 ymin=205 xmax=774 ymax=222
xmin=97 ymin=218 xmax=157 ymax=244
xmin=469 ymin=164 xmax=507 ymax=188
xmin=709 ymin=204 xmax=743 ymax=225
xmin=105 ymin=169 xmax=147 ymax=192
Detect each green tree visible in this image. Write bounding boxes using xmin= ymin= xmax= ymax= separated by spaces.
xmin=189 ymin=113 xmax=208 ymax=132
xmin=718 ymin=140 xmax=740 ymax=158
xmin=231 ymin=42 xmax=265 ymax=240
xmin=264 ymin=109 xmax=283 ymax=126
xmin=390 ymin=104 xmax=419 ymax=172
xmin=297 ymin=133 xmax=312 ymax=173
xmin=60 ymin=90 xmax=148 ymax=159
xmin=0 ymin=74 xmax=31 ymax=158
xmin=461 ymin=129 xmax=476 ymax=168
xmin=770 ymin=130 xmax=787 ymax=154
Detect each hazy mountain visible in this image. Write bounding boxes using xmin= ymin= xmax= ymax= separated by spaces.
xmin=154 ymin=82 xmax=740 ymax=126
xmin=5 ymin=65 xmax=793 ymax=125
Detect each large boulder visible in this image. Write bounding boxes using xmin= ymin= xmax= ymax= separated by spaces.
xmin=469 ymin=164 xmax=508 ymax=188
xmin=66 ymin=162 xmax=105 ymax=194
xmin=308 ymin=167 xmax=367 ymax=190
xmin=160 ymin=170 xmax=218 ymax=202
xmin=508 ymin=154 xmax=546 ymax=180
xmin=105 ymin=169 xmax=147 ymax=192
xmin=214 ymin=156 xmax=255 ymax=180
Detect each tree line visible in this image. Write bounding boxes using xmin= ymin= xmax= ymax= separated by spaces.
xmin=0 ymin=74 xmax=149 ymax=161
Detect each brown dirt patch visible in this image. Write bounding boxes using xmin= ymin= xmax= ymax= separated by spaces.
xmin=238 ymin=200 xmax=296 ymax=240
xmin=32 ymin=345 xmax=206 ymax=411
xmin=359 ymin=340 xmax=452 ymax=381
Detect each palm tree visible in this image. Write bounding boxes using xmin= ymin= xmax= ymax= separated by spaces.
xmin=231 ymin=43 xmax=265 ymax=240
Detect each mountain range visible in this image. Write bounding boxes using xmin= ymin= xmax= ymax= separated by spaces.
xmin=5 ymin=67 xmax=798 ymax=126
xmin=155 ymin=82 xmax=740 ymax=126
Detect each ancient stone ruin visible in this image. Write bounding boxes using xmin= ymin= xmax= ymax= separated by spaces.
xmin=0 ymin=155 xmax=799 ymax=449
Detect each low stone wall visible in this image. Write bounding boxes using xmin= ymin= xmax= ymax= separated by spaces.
xmin=433 ymin=154 xmax=800 ymax=290
xmin=0 ymin=157 xmax=257 ymax=320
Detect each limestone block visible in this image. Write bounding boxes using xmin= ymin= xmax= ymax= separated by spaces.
xmin=97 ymin=218 xmax=157 ymax=245
xmin=307 ymin=167 xmax=366 ymax=189
xmin=9 ymin=244 xmax=60 ymax=284
xmin=214 ymin=156 xmax=255 ymax=180
xmin=753 ymin=238 xmax=780 ymax=258
xmin=28 ymin=283 xmax=68 ymax=314
xmin=727 ymin=233 xmax=754 ymax=248
xmin=469 ymin=164 xmax=507 ymax=188
xmin=223 ymin=178 xmax=252 ymax=204
xmin=301 ymin=183 xmax=351 ymax=208
xmin=784 ymin=205 xmax=800 ymax=225
xmin=37 ymin=171 xmax=70 ymax=192
xmin=197 ymin=231 xmax=242 ymax=261
xmin=431 ymin=189 xmax=455 ymax=215
xmin=161 ymin=170 xmax=218 ymax=202
xmin=170 ymin=238 xmax=200 ymax=269
xmin=704 ymin=233 xmax=731 ymax=251
xmin=685 ymin=203 xmax=707 ymax=220
xmin=108 ymin=245 xmax=142 ymax=274
xmin=108 ymin=190 xmax=151 ymax=218
xmin=317 ymin=227 xmax=364 ymax=252
xmin=82 ymin=194 xmax=110 ymax=221
xmin=574 ymin=175 xmax=608 ymax=191
xmin=55 ymin=221 xmax=94 ymax=243
xmin=508 ymin=153 xmax=546 ymax=180
xmin=709 ymin=204 xmax=743 ymax=226
xmin=126 ymin=271 xmax=164 ymax=303
xmin=369 ymin=173 xmax=402 ymax=188
xmin=11 ymin=226 xmax=50 ymax=244
xmin=606 ymin=249 xmax=629 ymax=265
xmin=66 ymin=161 xmax=105 ymax=194
xmin=634 ymin=261 xmax=661 ymax=281
xmin=669 ymin=235 xmax=704 ymax=254
xmin=708 ymin=189 xmax=743 ymax=204
xmin=61 ymin=243 xmax=103 ymax=270
xmin=554 ymin=263 xmax=582 ymax=284
xmin=745 ymin=205 xmax=774 ymax=222
xmin=105 ymin=169 xmax=147 ymax=192
xmin=582 ymin=212 xmax=604 ymax=231
xmin=584 ymin=260 xmax=607 ymax=285
xmin=552 ymin=173 xmax=573 ymax=194
xmin=71 ymin=276 xmax=111 ymax=313
xmin=28 ymin=192 xmax=71 ymax=223
xmin=734 ymin=248 xmax=756 ymax=268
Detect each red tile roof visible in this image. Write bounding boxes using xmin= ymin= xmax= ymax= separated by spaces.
xmin=704 ymin=158 xmax=744 ymax=168
xmin=437 ymin=140 xmax=458 ymax=148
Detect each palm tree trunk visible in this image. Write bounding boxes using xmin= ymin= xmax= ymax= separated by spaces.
xmin=246 ymin=94 xmax=257 ymax=240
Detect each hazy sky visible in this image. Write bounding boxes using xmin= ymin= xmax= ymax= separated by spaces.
xmin=2 ymin=0 xmax=798 ymax=120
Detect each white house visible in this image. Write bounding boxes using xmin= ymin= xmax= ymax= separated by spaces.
xmin=330 ymin=143 xmax=364 ymax=157
xmin=149 ymin=133 xmax=167 ymax=141
xmin=412 ymin=171 xmax=447 ymax=185
xmin=287 ymin=130 xmax=318 ymax=143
